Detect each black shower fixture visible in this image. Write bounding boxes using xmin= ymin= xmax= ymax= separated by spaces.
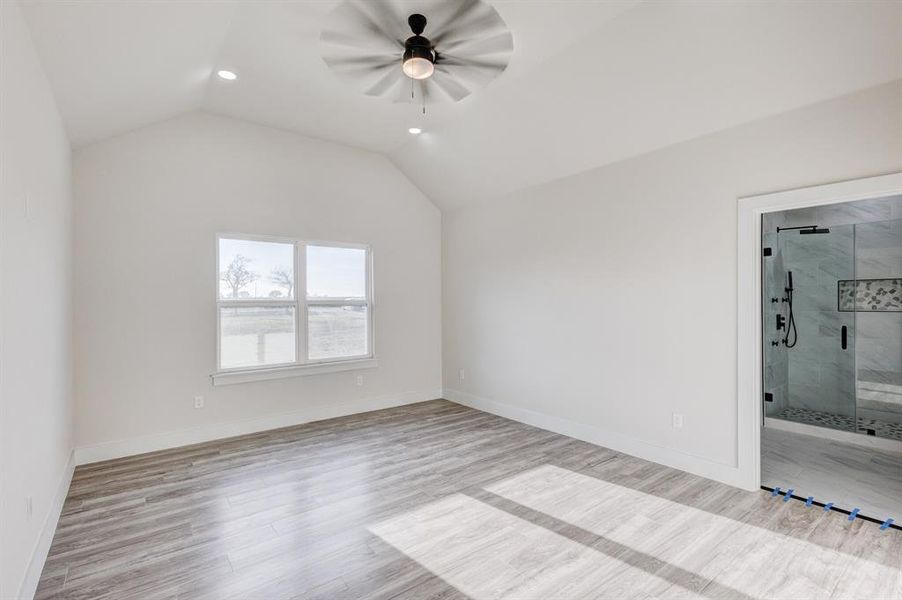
xmin=782 ymin=270 xmax=798 ymax=348
xmin=777 ymin=225 xmax=831 ymax=234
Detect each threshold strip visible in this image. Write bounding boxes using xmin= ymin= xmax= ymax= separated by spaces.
xmin=760 ymin=486 xmax=901 ymax=532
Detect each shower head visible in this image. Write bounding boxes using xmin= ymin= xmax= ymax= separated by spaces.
xmin=777 ymin=225 xmax=830 ymax=235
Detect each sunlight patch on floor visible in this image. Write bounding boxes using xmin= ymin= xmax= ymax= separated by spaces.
xmin=369 ymin=464 xmax=901 ymax=599
xmin=485 ymin=465 xmax=901 ymax=599
xmin=369 ymin=490 xmax=678 ymax=599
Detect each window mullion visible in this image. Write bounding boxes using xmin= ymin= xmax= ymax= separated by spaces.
xmin=305 ymin=298 xmax=367 ymax=306
xmin=217 ymin=299 xmax=295 ymax=308
xmin=297 ymin=242 xmax=308 ymax=365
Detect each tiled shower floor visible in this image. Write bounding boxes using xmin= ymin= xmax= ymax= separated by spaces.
xmin=777 ymin=406 xmax=902 ymax=441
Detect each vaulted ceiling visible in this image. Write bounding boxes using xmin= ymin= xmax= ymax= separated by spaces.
xmin=21 ymin=0 xmax=902 ymax=211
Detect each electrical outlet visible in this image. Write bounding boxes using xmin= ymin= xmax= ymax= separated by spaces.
xmin=356 ymin=375 xmax=364 ymax=387
xmin=459 ymin=368 xmax=465 ymax=381
xmin=672 ymin=412 xmax=684 ymax=429
xmin=25 ymin=496 xmax=33 ymax=519
xmin=194 ymin=395 xmax=205 ymax=409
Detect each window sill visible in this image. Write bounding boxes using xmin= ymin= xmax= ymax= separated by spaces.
xmin=211 ymin=358 xmax=378 ymax=386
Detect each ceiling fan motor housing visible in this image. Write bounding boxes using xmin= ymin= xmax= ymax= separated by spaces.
xmin=404 ymin=14 xmax=433 ymax=65
xmin=402 ymin=14 xmax=434 ymax=79
xmin=403 ymin=35 xmax=434 ymax=64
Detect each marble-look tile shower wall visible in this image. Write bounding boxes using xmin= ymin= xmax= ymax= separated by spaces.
xmin=764 ymin=195 xmax=902 ymax=425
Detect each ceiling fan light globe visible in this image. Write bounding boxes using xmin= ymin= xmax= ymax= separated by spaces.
xmin=402 ymin=57 xmax=434 ymax=80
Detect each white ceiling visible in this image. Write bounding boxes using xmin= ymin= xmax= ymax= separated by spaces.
xmin=20 ymin=1 xmax=902 ymax=211
xmin=21 ymin=0 xmax=634 ymax=150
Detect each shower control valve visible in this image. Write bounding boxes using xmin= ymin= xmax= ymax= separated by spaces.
xmin=776 ymin=314 xmax=786 ymax=331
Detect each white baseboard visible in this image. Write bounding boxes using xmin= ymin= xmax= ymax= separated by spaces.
xmin=444 ymin=388 xmax=750 ymax=490
xmin=74 ymin=389 xmax=442 ymax=465
xmin=19 ymin=450 xmax=75 ymax=600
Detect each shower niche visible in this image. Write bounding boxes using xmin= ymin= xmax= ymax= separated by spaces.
xmin=762 ymin=195 xmax=902 ymax=441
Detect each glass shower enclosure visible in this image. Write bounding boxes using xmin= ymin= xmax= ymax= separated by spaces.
xmin=762 ymin=216 xmax=902 ymax=441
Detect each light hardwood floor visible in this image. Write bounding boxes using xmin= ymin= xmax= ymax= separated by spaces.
xmin=762 ymin=425 xmax=902 ymax=520
xmin=37 ymin=400 xmax=902 ymax=599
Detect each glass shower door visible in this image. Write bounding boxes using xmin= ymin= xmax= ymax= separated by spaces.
xmin=763 ymin=224 xmax=857 ymax=430
xmin=853 ymin=218 xmax=902 ymax=439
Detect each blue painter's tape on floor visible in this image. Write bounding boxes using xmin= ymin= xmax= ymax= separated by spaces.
xmin=824 ymin=502 xmax=833 ymax=512
xmin=771 ymin=487 xmax=781 ymax=497
xmin=848 ymin=508 xmax=860 ymax=521
xmin=783 ymin=488 xmax=794 ymax=502
xmin=805 ymin=496 xmax=814 ymax=507
xmin=880 ymin=518 xmax=894 ymax=531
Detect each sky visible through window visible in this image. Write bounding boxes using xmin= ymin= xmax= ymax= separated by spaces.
xmin=218 ymin=238 xmax=366 ymax=300
xmin=307 ymin=245 xmax=366 ymax=299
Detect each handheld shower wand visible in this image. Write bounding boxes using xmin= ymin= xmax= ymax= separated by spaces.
xmin=782 ymin=271 xmax=798 ymax=348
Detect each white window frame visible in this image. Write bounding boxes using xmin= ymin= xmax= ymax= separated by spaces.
xmin=213 ymin=233 xmax=376 ymax=386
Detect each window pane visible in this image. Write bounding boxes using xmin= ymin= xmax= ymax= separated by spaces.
xmin=219 ymin=238 xmax=294 ymax=299
xmin=306 ymin=245 xmax=366 ymax=299
xmin=308 ymin=305 xmax=368 ymax=360
xmin=220 ymin=306 xmax=296 ymax=369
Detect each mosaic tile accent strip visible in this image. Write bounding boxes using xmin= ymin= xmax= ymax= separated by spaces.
xmin=838 ymin=278 xmax=902 ymax=312
xmin=777 ymin=407 xmax=902 ymax=441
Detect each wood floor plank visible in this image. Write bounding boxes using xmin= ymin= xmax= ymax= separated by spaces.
xmin=36 ymin=400 xmax=901 ymax=599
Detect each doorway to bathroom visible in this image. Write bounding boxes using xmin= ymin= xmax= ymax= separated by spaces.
xmin=760 ymin=193 xmax=902 ymax=521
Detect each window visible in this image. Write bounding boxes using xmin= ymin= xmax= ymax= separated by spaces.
xmin=216 ymin=235 xmax=373 ymax=380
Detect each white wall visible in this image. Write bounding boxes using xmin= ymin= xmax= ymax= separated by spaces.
xmin=73 ymin=112 xmax=441 ymax=457
xmin=443 ymin=79 xmax=902 ymax=487
xmin=0 ymin=1 xmax=75 ymax=598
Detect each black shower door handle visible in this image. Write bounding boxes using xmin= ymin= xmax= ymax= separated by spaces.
xmin=841 ymin=326 xmax=848 ymax=350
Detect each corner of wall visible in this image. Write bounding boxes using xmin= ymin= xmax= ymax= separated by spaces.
xmin=17 ymin=452 xmax=75 ymax=600
xmin=443 ymin=388 xmax=751 ymax=490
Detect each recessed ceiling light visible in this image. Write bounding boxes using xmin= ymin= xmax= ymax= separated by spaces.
xmin=217 ymin=70 xmax=237 ymax=81
xmin=408 ymin=127 xmax=422 ymax=135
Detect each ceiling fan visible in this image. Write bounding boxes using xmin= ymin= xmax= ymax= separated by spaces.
xmin=320 ymin=0 xmax=513 ymax=104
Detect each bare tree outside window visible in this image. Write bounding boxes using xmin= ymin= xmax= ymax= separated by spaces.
xmin=221 ymin=255 xmax=258 ymax=298
xmin=270 ymin=268 xmax=293 ymax=298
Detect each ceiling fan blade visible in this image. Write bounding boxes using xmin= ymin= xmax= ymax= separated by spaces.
xmin=394 ymin=76 xmax=411 ymax=103
xmin=429 ymin=0 xmax=483 ymax=40
xmin=436 ymin=54 xmax=507 ymax=74
xmin=430 ymin=69 xmax=471 ymax=102
xmin=430 ymin=2 xmax=505 ymax=48
xmin=439 ymin=31 xmax=513 ymax=56
xmin=365 ymin=67 xmax=403 ymax=97
xmin=321 ymin=29 xmax=402 ymax=54
xmin=323 ymin=54 xmax=398 ymax=71
xmin=419 ymin=79 xmax=434 ymax=105
xmin=340 ymin=0 xmax=405 ymax=47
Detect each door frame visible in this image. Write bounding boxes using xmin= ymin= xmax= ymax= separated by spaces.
xmin=736 ymin=172 xmax=902 ymax=490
